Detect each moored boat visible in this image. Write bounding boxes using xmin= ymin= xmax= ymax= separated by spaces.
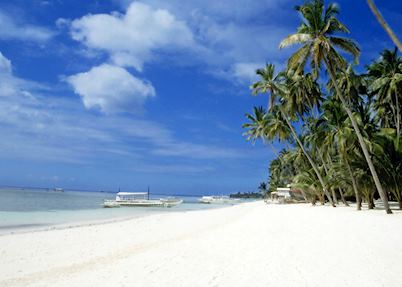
xmin=103 ymin=192 xmax=183 ymax=208
xmin=199 ymin=195 xmax=239 ymax=204
xmin=103 ymin=200 xmax=121 ymax=208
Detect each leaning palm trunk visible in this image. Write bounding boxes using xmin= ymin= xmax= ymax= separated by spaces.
xmin=344 ymin=156 xmax=361 ymax=210
xmin=266 ymin=141 xmax=280 ymax=158
xmin=280 ymin=108 xmax=335 ymax=206
xmin=338 ymin=188 xmax=349 ymax=206
xmin=396 ymin=90 xmax=400 ymax=143
xmin=367 ymin=0 xmax=402 ymax=52
xmin=299 ymin=189 xmax=308 ymax=202
xmin=317 ymin=151 xmax=338 ymax=204
xmin=330 ymin=188 xmax=338 ymax=205
xmin=325 ymin=57 xmax=392 ymax=213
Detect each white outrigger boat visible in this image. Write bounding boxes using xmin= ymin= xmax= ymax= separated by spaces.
xmin=103 ymin=192 xmax=183 ymax=208
xmin=199 ymin=195 xmax=239 ymax=204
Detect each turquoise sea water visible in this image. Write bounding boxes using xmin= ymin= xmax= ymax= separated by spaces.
xmin=0 ymin=188 xmax=228 ymax=234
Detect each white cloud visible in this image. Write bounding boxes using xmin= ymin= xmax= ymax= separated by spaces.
xmin=116 ymin=0 xmax=286 ymax=21
xmin=66 ymin=64 xmax=155 ymax=114
xmin=232 ymin=62 xmax=261 ymax=84
xmin=0 ymin=50 xmax=261 ymax=190
xmin=93 ymin=1 xmax=291 ymax=82
xmin=0 ymin=51 xmax=11 ymax=73
xmin=69 ymin=2 xmax=195 ymax=71
xmin=0 ymin=10 xmax=53 ymax=42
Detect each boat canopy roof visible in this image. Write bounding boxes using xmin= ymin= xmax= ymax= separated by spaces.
xmin=117 ymin=192 xmax=148 ymax=196
xmin=276 ymin=187 xmax=291 ymax=191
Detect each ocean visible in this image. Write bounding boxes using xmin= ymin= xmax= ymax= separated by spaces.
xmin=0 ymin=188 xmax=228 ymax=234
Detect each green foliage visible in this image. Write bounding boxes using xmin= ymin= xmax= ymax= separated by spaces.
xmin=242 ymin=1 xmax=402 ymax=210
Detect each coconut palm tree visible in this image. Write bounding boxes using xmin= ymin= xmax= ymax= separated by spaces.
xmin=320 ymin=97 xmax=362 ymax=209
xmin=373 ymin=128 xmax=402 ymax=209
xmin=243 ymin=106 xmax=290 ymax=158
xmin=268 ymin=149 xmax=296 ymax=192
xmin=367 ymin=48 xmax=402 ymax=140
xmin=251 ymin=63 xmax=335 ymax=206
xmin=282 ymin=71 xmax=323 ymax=118
xmin=258 ymin=182 xmax=269 ymax=197
xmin=243 ymin=106 xmax=269 ymax=143
xmin=279 ymin=0 xmax=392 ymax=213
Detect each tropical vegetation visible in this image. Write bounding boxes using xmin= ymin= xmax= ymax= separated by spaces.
xmin=243 ymin=0 xmax=402 ymax=213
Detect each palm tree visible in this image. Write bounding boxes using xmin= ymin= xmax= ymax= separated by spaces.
xmin=258 ymin=182 xmax=268 ymax=197
xmin=373 ymin=128 xmax=402 ymax=209
xmin=279 ymin=0 xmax=392 ymax=213
xmin=251 ymin=64 xmax=286 ymax=111
xmin=367 ymin=48 xmax=402 ymax=140
xmin=243 ymin=106 xmax=269 ymax=143
xmin=282 ymin=71 xmax=323 ymax=118
xmin=268 ymin=149 xmax=296 ymax=192
xmin=320 ymin=97 xmax=362 ymax=209
xmin=243 ymin=106 xmax=288 ymax=157
xmin=251 ymin=63 xmax=335 ymax=206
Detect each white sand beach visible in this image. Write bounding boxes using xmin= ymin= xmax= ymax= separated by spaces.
xmin=1 ymin=201 xmax=401 ymax=287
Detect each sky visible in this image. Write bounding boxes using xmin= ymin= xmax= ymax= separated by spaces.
xmin=0 ymin=0 xmax=400 ymax=195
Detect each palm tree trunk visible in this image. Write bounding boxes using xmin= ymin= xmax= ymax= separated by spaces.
xmin=331 ymin=188 xmax=338 ymax=205
xmin=324 ymin=57 xmax=392 ymax=214
xmin=396 ymin=90 xmax=400 ymax=144
xmin=280 ymin=108 xmax=335 ymax=206
xmin=344 ymin=156 xmax=361 ymax=210
xmin=367 ymin=0 xmax=402 ymax=52
xmin=396 ymin=186 xmax=402 ymax=210
xmin=266 ymin=141 xmax=280 ymax=158
xmin=339 ymin=188 xmax=349 ymax=206
xmin=318 ymin=151 xmax=338 ymax=204
xmin=300 ymin=189 xmax=308 ymax=202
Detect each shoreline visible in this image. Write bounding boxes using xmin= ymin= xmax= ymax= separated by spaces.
xmin=0 ymin=202 xmax=235 ymax=237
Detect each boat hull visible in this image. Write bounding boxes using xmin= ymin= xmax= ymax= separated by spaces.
xmin=199 ymin=196 xmax=239 ymax=204
xmin=103 ymin=199 xmax=183 ymax=208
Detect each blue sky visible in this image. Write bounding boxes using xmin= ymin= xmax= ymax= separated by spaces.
xmin=0 ymin=0 xmax=400 ymax=194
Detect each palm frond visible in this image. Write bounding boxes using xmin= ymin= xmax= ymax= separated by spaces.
xmin=279 ymin=33 xmax=312 ymax=49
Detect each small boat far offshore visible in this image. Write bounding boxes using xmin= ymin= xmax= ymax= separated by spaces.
xmin=53 ymin=188 xmax=64 ymax=192
xmin=199 ymin=196 xmax=239 ymax=204
xmin=103 ymin=192 xmax=183 ymax=208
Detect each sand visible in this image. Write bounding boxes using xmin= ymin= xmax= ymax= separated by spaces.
xmin=1 ymin=201 xmax=401 ymax=287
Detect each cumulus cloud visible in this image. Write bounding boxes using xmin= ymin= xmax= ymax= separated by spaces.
xmin=69 ymin=2 xmax=195 ymax=71
xmin=95 ymin=1 xmax=292 ymax=82
xmin=66 ymin=64 xmax=155 ymax=114
xmin=0 ymin=10 xmax=53 ymax=42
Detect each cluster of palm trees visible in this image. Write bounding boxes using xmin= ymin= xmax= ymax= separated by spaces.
xmin=243 ymin=0 xmax=402 ymax=213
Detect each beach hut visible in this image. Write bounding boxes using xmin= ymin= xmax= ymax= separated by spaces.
xmin=270 ymin=186 xmax=306 ymax=203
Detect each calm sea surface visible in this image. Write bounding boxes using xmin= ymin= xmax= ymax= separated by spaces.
xmin=0 ymin=188 xmax=229 ymax=234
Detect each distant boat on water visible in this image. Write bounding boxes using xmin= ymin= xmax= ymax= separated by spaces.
xmin=52 ymin=188 xmax=64 ymax=192
xmin=103 ymin=192 xmax=183 ymax=208
xmin=199 ymin=196 xmax=239 ymax=204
